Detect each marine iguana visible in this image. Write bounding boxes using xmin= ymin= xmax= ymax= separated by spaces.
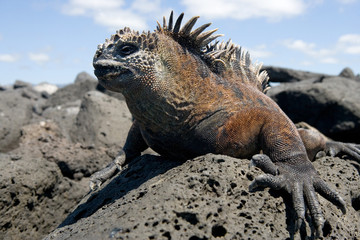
xmin=92 ymin=11 xmax=360 ymax=237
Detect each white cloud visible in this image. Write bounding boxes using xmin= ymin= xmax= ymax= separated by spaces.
xmin=131 ymin=0 xmax=161 ymax=13
xmin=338 ymin=34 xmax=360 ymax=54
xmin=28 ymin=52 xmax=50 ymax=65
xmin=283 ymin=39 xmax=336 ymax=62
xmin=61 ymin=0 xmax=163 ymax=30
xmin=337 ymin=0 xmax=357 ymax=3
xmin=300 ymin=60 xmax=313 ymax=66
xmin=62 ymin=0 xmax=124 ymax=15
xmin=338 ymin=34 xmax=360 ymax=43
xmin=284 ymin=34 xmax=360 ymax=57
xmin=283 ymin=39 xmax=338 ymax=64
xmin=246 ymin=44 xmax=272 ymax=59
xmin=320 ymin=57 xmax=338 ymax=64
xmin=0 ymin=54 xmax=19 ymax=63
xmin=284 ymin=39 xmax=316 ymax=53
xmin=181 ymin=0 xmax=307 ymax=21
xmin=61 ymin=0 xmax=311 ymax=31
xmin=92 ymin=9 xmax=147 ymax=30
xmin=283 ymin=34 xmax=360 ymax=65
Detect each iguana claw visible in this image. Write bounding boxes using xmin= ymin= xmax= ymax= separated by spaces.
xmin=89 ymin=150 xmax=126 ymax=191
xmin=325 ymin=141 xmax=360 ymax=162
xmin=249 ymin=154 xmax=346 ymax=237
xmin=249 ymin=154 xmax=279 ymax=175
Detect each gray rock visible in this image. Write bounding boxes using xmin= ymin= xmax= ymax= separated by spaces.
xmin=42 ymin=100 xmax=81 ymax=140
xmin=21 ymin=87 xmax=48 ymax=117
xmin=13 ymin=80 xmax=32 ymax=89
xmin=339 ymin=67 xmax=356 ymax=80
xmin=0 ymin=155 xmax=63 ymax=240
xmin=0 ymin=127 xmax=93 ymax=240
xmin=96 ymin=83 xmax=125 ymax=101
xmin=0 ymin=85 xmax=8 ymax=91
xmin=267 ymin=76 xmax=360 ymax=143
xmin=70 ymin=91 xmax=132 ymax=148
xmin=12 ymin=120 xmax=116 ymax=181
xmin=262 ymin=66 xmax=330 ymax=83
xmin=45 ymin=72 xmax=98 ymax=108
xmin=74 ymin=71 xmax=97 ymax=84
xmin=34 ymin=82 xmax=59 ymax=95
xmin=45 ymin=154 xmax=359 ymax=239
xmin=0 ymin=120 xmax=116 ymax=240
xmin=0 ymin=89 xmax=37 ymax=152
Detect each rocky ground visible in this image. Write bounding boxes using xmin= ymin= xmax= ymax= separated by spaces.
xmin=0 ymin=67 xmax=359 ymax=240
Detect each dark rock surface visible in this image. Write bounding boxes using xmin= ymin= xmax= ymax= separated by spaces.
xmin=42 ymin=100 xmax=81 ymax=140
xmin=339 ymin=67 xmax=356 ymax=80
xmin=0 ymin=154 xmax=64 ymax=240
xmin=45 ymin=154 xmax=360 ymax=240
xmin=44 ymin=72 xmax=98 ymax=108
xmin=262 ymin=66 xmax=330 ymax=83
xmin=0 ymin=76 xmax=131 ymax=239
xmin=0 ymin=121 xmax=88 ymax=240
xmin=70 ymin=91 xmax=132 ymax=148
xmin=0 ymin=120 xmax=121 ymax=240
xmin=33 ymin=82 xmax=59 ymax=95
xmin=0 ymin=87 xmax=46 ymax=152
xmin=96 ymin=83 xmax=125 ymax=101
xmin=13 ymin=80 xmax=33 ymax=89
xmin=268 ymin=76 xmax=360 ymax=143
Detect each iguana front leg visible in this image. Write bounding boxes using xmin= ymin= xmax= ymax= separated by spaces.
xmin=90 ymin=120 xmax=148 ymax=190
xmin=296 ymin=122 xmax=360 ymax=162
xmin=249 ymin=154 xmax=346 ymax=237
xmin=250 ymin=117 xmax=346 ymax=237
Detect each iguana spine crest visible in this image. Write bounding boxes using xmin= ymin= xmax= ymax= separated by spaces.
xmin=156 ymin=11 xmax=270 ymax=93
xmin=95 ymin=11 xmax=269 ymax=93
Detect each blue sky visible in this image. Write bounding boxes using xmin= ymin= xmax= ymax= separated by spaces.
xmin=0 ymin=0 xmax=359 ymax=85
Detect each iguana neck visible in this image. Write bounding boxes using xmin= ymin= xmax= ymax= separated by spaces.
xmin=122 ymin=37 xmax=224 ymax=132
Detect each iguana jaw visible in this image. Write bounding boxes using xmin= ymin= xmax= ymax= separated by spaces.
xmin=93 ymin=59 xmax=133 ymax=91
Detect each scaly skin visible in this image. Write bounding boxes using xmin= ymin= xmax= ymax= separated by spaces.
xmin=92 ymin=11 xmax=360 ymax=237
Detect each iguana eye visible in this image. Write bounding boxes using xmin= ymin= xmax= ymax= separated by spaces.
xmin=117 ymin=44 xmax=138 ymax=56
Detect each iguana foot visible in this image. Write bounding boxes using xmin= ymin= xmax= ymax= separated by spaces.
xmin=325 ymin=141 xmax=360 ymax=162
xmin=89 ymin=149 xmax=126 ymax=191
xmin=249 ymin=154 xmax=346 ymax=237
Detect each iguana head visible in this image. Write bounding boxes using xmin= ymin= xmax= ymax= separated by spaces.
xmin=93 ymin=11 xmax=269 ymax=96
xmin=93 ymin=27 xmax=160 ymax=93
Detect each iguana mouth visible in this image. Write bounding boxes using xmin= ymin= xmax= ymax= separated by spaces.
xmin=94 ymin=64 xmax=131 ymax=79
xmin=93 ymin=58 xmax=133 ymax=79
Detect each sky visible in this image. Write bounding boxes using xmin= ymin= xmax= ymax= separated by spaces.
xmin=0 ymin=0 xmax=359 ymax=86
